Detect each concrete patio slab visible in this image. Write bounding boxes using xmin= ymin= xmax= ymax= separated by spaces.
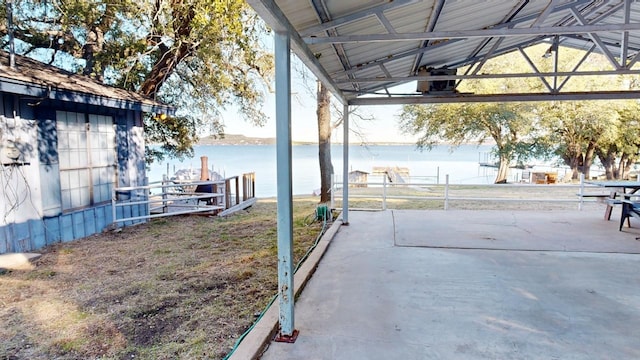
xmin=394 ymin=209 xmax=640 ymax=253
xmin=260 ymin=209 xmax=640 ymax=360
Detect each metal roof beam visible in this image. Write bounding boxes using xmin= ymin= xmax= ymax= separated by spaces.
xmin=517 ymin=47 xmax=554 ymax=92
xmin=305 ymin=23 xmax=640 ymax=44
xmin=310 ymin=0 xmax=359 ymax=92
xmin=411 ymin=0 xmax=446 ymax=75
xmin=379 ymin=63 xmax=392 ymax=78
xmin=566 ymin=1 xmax=624 ymax=28
xmin=569 ymin=7 xmax=622 ymax=69
xmin=531 ymin=0 xmax=563 ymax=27
xmin=491 ymin=0 xmax=595 ymax=30
xmin=471 ymin=38 xmax=505 ymax=76
xmin=247 ymin=0 xmax=348 ymax=103
xmin=556 ymin=44 xmax=596 ymax=92
xmin=460 ymin=0 xmax=592 ymax=74
xmin=299 ymin=0 xmax=419 ymax=37
xmin=627 ymin=44 xmax=640 ymax=69
xmin=338 ymin=0 xmax=597 ymax=87
xmin=376 ymin=12 xmax=397 ymax=34
xmin=335 ymin=38 xmax=465 ymax=77
xmin=334 ymin=68 xmax=640 ymax=84
xmin=349 ymin=91 xmax=640 ymax=105
xmin=621 ymin=0 xmax=632 ymax=68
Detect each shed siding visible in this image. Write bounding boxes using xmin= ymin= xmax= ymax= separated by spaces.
xmin=1 ymin=91 xmax=148 ymax=255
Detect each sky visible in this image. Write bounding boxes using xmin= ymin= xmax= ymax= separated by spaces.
xmin=220 ymin=63 xmax=420 ymax=144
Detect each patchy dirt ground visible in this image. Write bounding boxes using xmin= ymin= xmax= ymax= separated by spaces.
xmin=0 ymin=198 xmax=326 ymax=360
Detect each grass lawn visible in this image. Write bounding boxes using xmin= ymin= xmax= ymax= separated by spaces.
xmin=0 ymin=198 xmax=328 ymax=360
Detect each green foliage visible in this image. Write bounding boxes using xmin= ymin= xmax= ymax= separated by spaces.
xmin=399 ymin=102 xmax=537 ymax=183
xmin=3 ymin=0 xmax=274 ymax=161
xmin=144 ymin=114 xmax=197 ymax=164
xmin=399 ymin=44 xmax=640 ymax=181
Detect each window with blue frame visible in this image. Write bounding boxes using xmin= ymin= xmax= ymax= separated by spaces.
xmin=56 ymin=111 xmax=115 ymax=211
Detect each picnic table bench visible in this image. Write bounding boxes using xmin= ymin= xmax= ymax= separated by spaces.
xmin=584 ymin=181 xmax=640 ymax=228
xmin=576 ymin=190 xmax=621 ymax=220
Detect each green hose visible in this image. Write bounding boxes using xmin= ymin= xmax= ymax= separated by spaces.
xmin=315 ymin=204 xmax=330 ymax=222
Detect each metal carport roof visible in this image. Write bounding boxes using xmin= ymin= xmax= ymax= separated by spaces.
xmin=250 ymin=0 xmax=640 ymax=105
xmin=244 ymin=0 xmax=640 ymax=342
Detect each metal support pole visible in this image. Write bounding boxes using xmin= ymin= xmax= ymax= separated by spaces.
xmin=382 ymin=174 xmax=387 ymax=210
xmin=330 ymin=175 xmax=335 ymax=209
xmin=111 ymin=187 xmax=117 ymax=224
xmin=162 ymin=174 xmax=168 ymax=213
xmin=444 ymin=174 xmax=449 ymax=210
xmin=579 ymin=173 xmax=585 ymax=211
xmin=274 ymin=31 xmax=296 ymax=341
xmin=342 ymin=104 xmax=349 ymax=225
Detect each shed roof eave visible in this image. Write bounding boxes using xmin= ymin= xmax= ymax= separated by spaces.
xmin=0 ymin=76 xmax=175 ymax=115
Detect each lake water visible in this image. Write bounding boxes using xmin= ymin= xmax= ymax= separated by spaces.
xmin=147 ymin=144 xmax=566 ymax=197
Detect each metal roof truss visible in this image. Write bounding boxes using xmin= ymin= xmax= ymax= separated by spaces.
xmin=249 ymin=0 xmax=640 ymax=105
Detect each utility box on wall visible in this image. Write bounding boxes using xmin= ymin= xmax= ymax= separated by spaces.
xmin=417 ymin=67 xmax=457 ymax=94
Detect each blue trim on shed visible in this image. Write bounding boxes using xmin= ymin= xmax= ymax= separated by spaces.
xmin=0 ymin=203 xmax=147 ymax=254
xmin=44 ymin=217 xmax=61 ymax=245
xmin=60 ymin=214 xmax=74 ymax=242
xmin=12 ymin=222 xmax=30 ymax=252
xmin=72 ymin=212 xmax=85 ymax=239
xmin=0 ymin=226 xmax=7 ymax=254
xmin=30 ymin=219 xmax=46 ymax=249
xmin=83 ymin=208 xmax=97 ymax=237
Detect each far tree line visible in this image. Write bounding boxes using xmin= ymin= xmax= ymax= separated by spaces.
xmin=399 ymin=99 xmax=640 ymax=184
xmin=398 ymin=45 xmax=640 ymax=184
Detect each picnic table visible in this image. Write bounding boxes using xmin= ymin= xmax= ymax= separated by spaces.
xmin=585 ymin=181 xmax=640 ymax=222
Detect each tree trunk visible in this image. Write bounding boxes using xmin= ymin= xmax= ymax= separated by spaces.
xmin=561 ymin=152 xmax=581 ymax=180
xmin=495 ymin=153 xmax=510 ymax=183
xmin=139 ymin=44 xmax=191 ymax=97
xmin=581 ymin=143 xmax=596 ymax=180
xmin=317 ymin=81 xmax=333 ymax=203
xmin=139 ymin=2 xmax=196 ymax=97
xmin=597 ymin=148 xmax=618 ymax=180
xmin=81 ymin=26 xmax=105 ymax=80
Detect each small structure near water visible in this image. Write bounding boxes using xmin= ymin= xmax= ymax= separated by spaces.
xmin=348 ymin=170 xmax=369 ymax=187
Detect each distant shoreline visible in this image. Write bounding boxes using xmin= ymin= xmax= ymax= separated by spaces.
xmin=195 ymin=134 xmax=492 ymax=147
xmin=196 ymin=134 xmax=417 ymax=146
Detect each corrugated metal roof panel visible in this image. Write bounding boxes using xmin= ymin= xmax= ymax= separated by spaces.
xmin=256 ymin=0 xmax=640 ymax=102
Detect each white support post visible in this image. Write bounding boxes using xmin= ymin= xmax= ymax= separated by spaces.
xmin=274 ymin=31 xmax=296 ymax=340
xmin=444 ymin=174 xmax=449 ymax=210
xmin=330 ymin=175 xmax=335 ymax=209
xmin=342 ymin=104 xmax=349 ymax=225
xmin=162 ymin=174 xmax=168 ymax=213
xmin=579 ymin=173 xmax=585 ymax=211
xmin=112 ymin=187 xmax=117 ymax=225
xmin=382 ymin=174 xmax=387 ymax=210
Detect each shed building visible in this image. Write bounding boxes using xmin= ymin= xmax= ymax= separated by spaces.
xmin=348 ymin=170 xmax=369 ymax=187
xmin=0 ymin=52 xmax=172 ymax=254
